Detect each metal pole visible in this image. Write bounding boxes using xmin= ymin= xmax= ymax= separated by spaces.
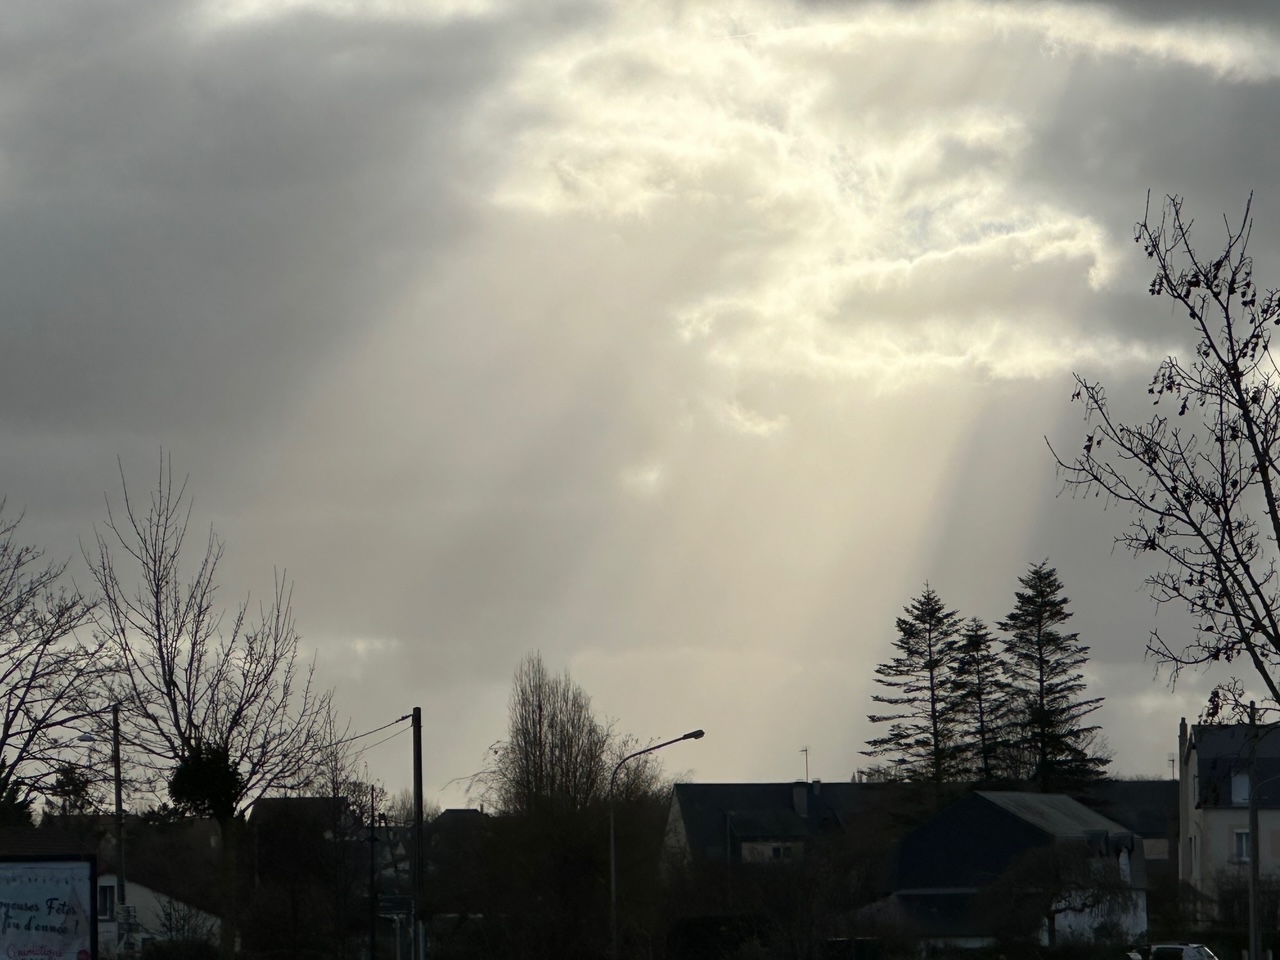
xmin=112 ymin=704 xmax=125 ymax=908
xmin=609 ymin=729 xmax=704 ymax=960
xmin=412 ymin=707 xmax=423 ymax=960
xmin=609 ymin=799 xmax=618 ymax=960
xmin=1251 ymin=701 xmax=1261 ymax=960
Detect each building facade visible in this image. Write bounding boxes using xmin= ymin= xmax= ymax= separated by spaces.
xmin=1178 ymin=718 xmax=1280 ymax=912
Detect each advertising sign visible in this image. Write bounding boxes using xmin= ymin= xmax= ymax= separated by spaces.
xmin=0 ymin=856 xmax=95 ymax=960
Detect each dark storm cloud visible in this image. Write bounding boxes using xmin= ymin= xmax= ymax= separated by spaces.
xmin=0 ymin=0 xmax=520 ymax=442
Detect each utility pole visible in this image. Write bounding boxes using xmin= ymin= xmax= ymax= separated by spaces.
xmin=411 ymin=707 xmax=423 ymax=960
xmin=1250 ymin=701 xmax=1261 ymax=960
xmin=112 ymin=704 xmax=125 ymax=910
xmin=369 ymin=785 xmax=378 ymax=960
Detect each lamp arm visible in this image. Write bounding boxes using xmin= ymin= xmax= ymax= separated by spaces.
xmin=609 ymin=731 xmax=703 ymax=797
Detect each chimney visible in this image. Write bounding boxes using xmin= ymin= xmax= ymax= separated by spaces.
xmin=793 ymin=781 xmax=808 ymax=818
xmin=813 ymin=779 xmax=822 ymax=795
xmin=1179 ymin=717 xmax=1188 ymax=766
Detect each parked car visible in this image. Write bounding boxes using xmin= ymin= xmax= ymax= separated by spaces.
xmin=1146 ymin=944 xmax=1220 ymax=960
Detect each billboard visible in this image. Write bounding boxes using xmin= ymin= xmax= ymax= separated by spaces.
xmin=0 ymin=855 xmax=96 ymax=960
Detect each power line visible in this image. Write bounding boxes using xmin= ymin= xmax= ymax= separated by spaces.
xmin=351 ymin=725 xmax=409 ymax=760
xmin=331 ymin=714 xmax=412 ymax=748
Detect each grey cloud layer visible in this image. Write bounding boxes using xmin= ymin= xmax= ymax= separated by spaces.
xmin=0 ymin=0 xmax=1274 ymax=797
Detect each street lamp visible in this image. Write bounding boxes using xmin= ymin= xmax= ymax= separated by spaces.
xmin=609 ymin=729 xmax=704 ymax=960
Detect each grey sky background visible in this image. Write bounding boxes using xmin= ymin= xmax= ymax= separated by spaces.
xmin=4 ymin=0 xmax=1280 ymax=805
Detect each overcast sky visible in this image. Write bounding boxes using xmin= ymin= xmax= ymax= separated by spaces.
xmin=4 ymin=0 xmax=1280 ymax=807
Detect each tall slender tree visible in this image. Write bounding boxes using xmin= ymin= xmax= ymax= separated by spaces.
xmin=952 ymin=618 xmax=1011 ymax=783
xmin=863 ymin=586 xmax=965 ymax=783
xmin=997 ymin=562 xmax=1107 ymax=791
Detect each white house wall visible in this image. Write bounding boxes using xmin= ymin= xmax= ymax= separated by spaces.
xmin=95 ymin=875 xmax=218 ymax=958
xmin=1050 ymin=891 xmax=1147 ymax=945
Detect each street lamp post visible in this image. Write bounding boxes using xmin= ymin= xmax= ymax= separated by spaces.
xmin=609 ymin=729 xmax=704 ymax=960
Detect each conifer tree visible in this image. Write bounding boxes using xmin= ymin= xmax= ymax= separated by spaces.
xmin=952 ymin=617 xmax=1010 ymax=782
xmin=863 ymin=586 xmax=965 ymax=783
xmin=997 ymin=562 xmax=1107 ymax=791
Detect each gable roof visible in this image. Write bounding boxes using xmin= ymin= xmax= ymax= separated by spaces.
xmin=1192 ymin=723 xmax=1280 ymax=760
xmin=895 ymin=791 xmax=1147 ymax=896
xmin=975 ymin=791 xmax=1134 ymax=839
xmin=670 ymin=781 xmax=947 ymax=864
xmin=1084 ymin=779 xmax=1178 ymax=838
xmin=1190 ymin=724 xmax=1280 ymax=808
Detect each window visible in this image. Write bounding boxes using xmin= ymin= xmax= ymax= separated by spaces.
xmin=98 ymin=884 xmax=115 ymax=920
xmin=1233 ymin=771 xmax=1250 ymax=805
xmin=1235 ymin=829 xmax=1252 ymax=863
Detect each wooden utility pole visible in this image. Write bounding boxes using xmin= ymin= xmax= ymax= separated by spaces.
xmin=412 ymin=707 xmax=423 ymax=960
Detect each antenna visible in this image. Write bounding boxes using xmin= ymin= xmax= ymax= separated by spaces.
xmin=800 ymin=746 xmax=809 ymax=782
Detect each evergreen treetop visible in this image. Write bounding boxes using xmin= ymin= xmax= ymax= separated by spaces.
xmin=952 ymin=617 xmax=1011 ymax=783
xmin=996 ymin=561 xmax=1107 ymax=790
xmin=863 ymin=585 xmax=965 ymax=784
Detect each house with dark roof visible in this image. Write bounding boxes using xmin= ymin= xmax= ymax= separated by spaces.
xmin=1087 ymin=779 xmax=1179 ymax=864
xmin=664 ymin=780 xmax=941 ymax=873
xmin=1178 ymin=718 xmax=1280 ymax=913
xmin=891 ymin=791 xmax=1147 ymax=946
xmin=662 ymin=781 xmax=943 ymax=958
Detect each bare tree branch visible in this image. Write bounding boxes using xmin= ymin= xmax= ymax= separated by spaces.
xmin=1050 ymin=193 xmax=1280 ymax=718
xmin=0 ymin=501 xmax=104 ymax=818
xmin=86 ymin=453 xmax=337 ymax=814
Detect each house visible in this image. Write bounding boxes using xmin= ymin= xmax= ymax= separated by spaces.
xmin=1084 ymin=779 xmax=1180 ymax=928
xmin=663 ymin=780 xmax=939 ymax=872
xmin=96 ymin=873 xmax=218 ymax=958
xmin=1178 ymin=717 xmax=1280 ymax=916
xmin=892 ymin=791 xmax=1147 ymax=946
xmin=1087 ymin=779 xmax=1179 ymax=866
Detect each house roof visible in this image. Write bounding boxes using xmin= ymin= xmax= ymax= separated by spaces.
xmin=0 ymin=828 xmax=96 ymax=858
xmin=974 ymin=792 xmax=1135 ymax=840
xmin=250 ymin=796 xmax=344 ymax=827
xmin=670 ymin=781 xmax=946 ymax=864
xmin=1193 ymin=724 xmax=1280 ymax=760
xmin=1190 ymin=724 xmax=1280 ymax=808
xmin=1084 ymin=780 xmax=1178 ymax=838
xmin=895 ymin=791 xmax=1148 ymax=897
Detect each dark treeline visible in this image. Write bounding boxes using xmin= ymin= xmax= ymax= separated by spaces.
xmin=862 ymin=561 xmax=1110 ymax=792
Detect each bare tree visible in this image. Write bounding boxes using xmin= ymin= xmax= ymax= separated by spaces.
xmin=1051 ymin=194 xmax=1280 ymax=718
xmin=974 ymin=841 xmax=1137 ymax=946
xmin=86 ymin=455 xmax=337 ymax=958
xmin=0 ymin=503 xmax=103 ymax=824
xmin=477 ymin=651 xmax=661 ymax=814
xmin=384 ymin=786 xmax=440 ymax=825
xmin=158 ymin=895 xmax=219 ymax=945
xmin=482 ymin=652 xmax=610 ymax=814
